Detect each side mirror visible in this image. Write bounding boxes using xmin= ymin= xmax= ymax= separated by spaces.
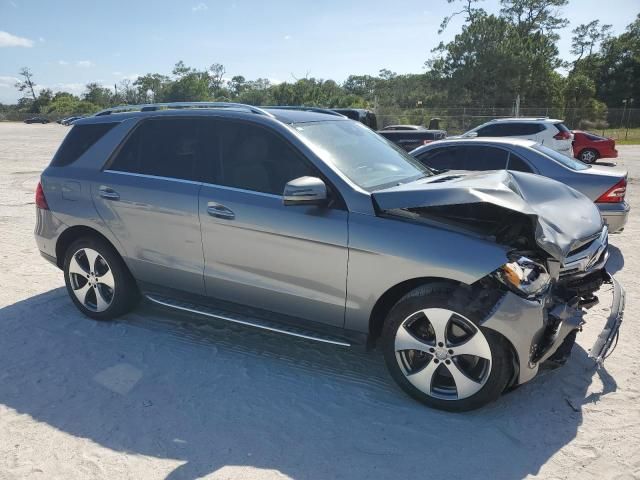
xmin=283 ymin=176 xmax=328 ymax=206
xmin=464 ymin=131 xmax=478 ymax=138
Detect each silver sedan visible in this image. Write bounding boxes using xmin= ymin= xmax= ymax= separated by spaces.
xmin=410 ymin=138 xmax=630 ymax=233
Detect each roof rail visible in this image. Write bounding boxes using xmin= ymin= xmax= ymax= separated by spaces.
xmin=94 ymin=102 xmax=276 ymax=118
xmin=260 ymin=106 xmax=347 ymax=118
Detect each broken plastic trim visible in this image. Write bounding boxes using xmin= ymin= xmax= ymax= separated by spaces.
xmin=590 ymin=273 xmax=625 ymax=365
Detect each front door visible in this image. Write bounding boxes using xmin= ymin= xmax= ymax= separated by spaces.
xmin=198 ymin=119 xmax=349 ymax=327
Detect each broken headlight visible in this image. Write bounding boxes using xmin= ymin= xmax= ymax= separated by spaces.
xmin=495 ymin=256 xmax=551 ymax=299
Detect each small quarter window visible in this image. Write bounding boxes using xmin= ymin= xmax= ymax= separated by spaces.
xmin=51 ymin=123 xmax=117 ymax=167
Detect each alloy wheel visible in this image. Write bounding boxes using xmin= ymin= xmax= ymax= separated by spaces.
xmin=394 ymin=308 xmax=492 ymax=400
xmin=581 ymin=150 xmax=597 ymax=163
xmin=68 ymin=247 xmax=115 ymax=312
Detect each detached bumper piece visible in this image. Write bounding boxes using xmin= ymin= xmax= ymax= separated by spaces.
xmin=589 ymin=273 xmax=625 ymax=365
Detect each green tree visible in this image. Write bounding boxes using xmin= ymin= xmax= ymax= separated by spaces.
xmin=83 ymin=83 xmax=113 ymax=108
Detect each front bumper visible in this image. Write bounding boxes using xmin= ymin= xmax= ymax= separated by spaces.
xmin=481 ymin=271 xmax=625 ymax=384
xmin=589 ymin=273 xmax=625 ymax=364
xmin=598 ymin=202 xmax=630 ymax=233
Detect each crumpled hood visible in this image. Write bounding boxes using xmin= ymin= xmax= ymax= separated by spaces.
xmin=372 ymin=170 xmax=603 ymax=260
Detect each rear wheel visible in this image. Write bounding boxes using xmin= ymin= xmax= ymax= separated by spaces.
xmin=63 ymin=237 xmax=139 ymax=320
xmin=382 ymin=283 xmax=512 ymax=411
xmin=579 ymin=149 xmax=598 ymax=164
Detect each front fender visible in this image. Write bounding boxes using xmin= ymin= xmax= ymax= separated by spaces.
xmin=345 ymin=212 xmax=508 ymax=333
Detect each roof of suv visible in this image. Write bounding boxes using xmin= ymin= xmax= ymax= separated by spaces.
xmin=488 ymin=117 xmax=563 ymax=123
xmin=423 ymin=137 xmax=539 ymax=148
xmin=75 ymin=103 xmax=348 ymax=126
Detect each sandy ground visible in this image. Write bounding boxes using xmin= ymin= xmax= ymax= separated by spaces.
xmin=0 ymin=122 xmax=638 ymax=480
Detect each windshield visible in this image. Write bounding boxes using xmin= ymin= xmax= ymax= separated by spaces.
xmin=292 ymin=120 xmax=432 ymax=191
xmin=533 ymin=144 xmax=590 ymax=171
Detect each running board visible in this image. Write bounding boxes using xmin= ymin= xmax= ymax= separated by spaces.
xmin=145 ymin=294 xmax=351 ymax=347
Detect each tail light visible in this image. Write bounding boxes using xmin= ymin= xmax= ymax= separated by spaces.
xmin=554 ymin=131 xmax=572 ymax=140
xmin=35 ymin=181 xmax=49 ymax=210
xmin=596 ymin=178 xmax=627 ymax=203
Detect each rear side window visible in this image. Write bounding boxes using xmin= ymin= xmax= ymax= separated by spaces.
xmin=461 ymin=146 xmax=508 ymax=170
xmin=554 ymin=122 xmax=570 ymax=134
xmin=502 ymin=123 xmax=542 ymax=136
xmin=108 ymin=118 xmax=203 ymax=181
xmin=507 ymin=153 xmax=533 ymax=172
xmin=475 ymin=124 xmax=503 ymax=137
xmin=417 ymin=147 xmax=465 ymax=170
xmin=51 ymin=123 xmax=117 ymax=166
xmin=584 ymin=132 xmax=605 ymax=141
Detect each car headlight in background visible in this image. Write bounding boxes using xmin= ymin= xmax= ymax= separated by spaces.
xmin=496 ymin=256 xmax=551 ymax=299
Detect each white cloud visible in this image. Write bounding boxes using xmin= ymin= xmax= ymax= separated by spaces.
xmin=192 ymin=2 xmax=207 ymax=11
xmin=0 ymin=75 xmax=19 ymax=88
xmin=76 ymin=60 xmax=94 ymax=68
xmin=58 ymin=60 xmax=69 ymax=65
xmin=284 ymin=35 xmax=291 ymax=40
xmin=0 ymin=30 xmax=34 ymax=48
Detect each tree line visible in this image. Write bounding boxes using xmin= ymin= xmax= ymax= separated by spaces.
xmin=4 ymin=0 xmax=639 ymax=128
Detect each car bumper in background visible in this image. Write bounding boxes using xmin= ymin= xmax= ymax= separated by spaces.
xmin=598 ymin=201 xmax=630 ymax=233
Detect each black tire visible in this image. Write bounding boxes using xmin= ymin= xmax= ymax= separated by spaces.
xmin=579 ymin=148 xmax=598 ymax=164
xmin=382 ymin=282 xmax=513 ymax=412
xmin=63 ymin=236 xmax=139 ymax=321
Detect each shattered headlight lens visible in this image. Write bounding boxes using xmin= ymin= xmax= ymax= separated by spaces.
xmin=496 ymin=257 xmax=551 ymax=299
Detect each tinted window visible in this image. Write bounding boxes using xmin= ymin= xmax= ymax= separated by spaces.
xmin=507 ymin=153 xmax=533 ymax=172
xmin=584 ymin=132 xmax=605 ymax=141
xmin=533 ymin=144 xmax=590 ymax=171
xmin=554 ymin=122 xmax=570 ymax=133
xmin=462 ymin=146 xmax=508 ymax=170
xmin=502 ymin=123 xmax=542 ymax=136
xmin=109 ymin=119 xmax=202 ymax=181
xmin=51 ymin=123 xmax=117 ymax=166
xmin=475 ymin=124 xmax=503 ymax=137
xmin=213 ymin=121 xmax=316 ymax=195
xmin=417 ymin=147 xmax=465 ymax=171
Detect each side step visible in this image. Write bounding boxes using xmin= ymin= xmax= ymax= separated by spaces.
xmin=145 ymin=294 xmax=351 ymax=347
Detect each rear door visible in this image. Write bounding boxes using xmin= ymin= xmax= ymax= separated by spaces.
xmin=94 ymin=117 xmax=206 ymax=294
xmin=198 ymin=118 xmax=349 ymax=327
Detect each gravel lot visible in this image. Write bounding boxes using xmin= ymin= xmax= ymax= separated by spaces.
xmin=0 ymin=122 xmax=638 ymax=480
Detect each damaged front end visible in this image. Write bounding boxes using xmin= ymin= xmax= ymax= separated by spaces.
xmin=481 ymin=227 xmax=624 ymax=384
xmin=373 ymin=170 xmax=625 ymax=385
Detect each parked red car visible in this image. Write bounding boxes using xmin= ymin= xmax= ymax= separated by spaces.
xmin=572 ymin=130 xmax=618 ymax=164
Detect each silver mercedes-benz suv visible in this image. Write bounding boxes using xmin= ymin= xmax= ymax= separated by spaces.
xmin=35 ymin=102 xmax=624 ymax=411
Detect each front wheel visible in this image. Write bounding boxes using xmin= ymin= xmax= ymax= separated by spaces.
xmin=382 ymin=284 xmax=512 ymax=411
xmin=63 ymin=237 xmax=139 ymax=320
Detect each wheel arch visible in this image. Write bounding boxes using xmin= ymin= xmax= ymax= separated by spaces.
xmin=367 ymin=277 xmax=462 ymax=349
xmin=367 ymin=276 xmax=520 ymax=388
xmin=55 ymin=225 xmax=127 ymax=270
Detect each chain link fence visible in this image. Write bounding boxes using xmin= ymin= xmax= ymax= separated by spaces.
xmin=374 ymin=107 xmax=640 ymax=140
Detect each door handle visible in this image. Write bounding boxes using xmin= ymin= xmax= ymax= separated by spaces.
xmin=99 ymin=185 xmax=120 ymax=200
xmin=207 ymin=202 xmax=235 ymax=220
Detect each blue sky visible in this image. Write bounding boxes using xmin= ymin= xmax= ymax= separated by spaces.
xmin=0 ymin=0 xmax=638 ymax=103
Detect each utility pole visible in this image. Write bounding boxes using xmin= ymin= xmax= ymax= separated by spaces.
xmin=625 ymin=99 xmax=634 ymax=140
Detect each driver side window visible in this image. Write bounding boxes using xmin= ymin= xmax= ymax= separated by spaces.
xmin=204 ymin=120 xmax=317 ymax=196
